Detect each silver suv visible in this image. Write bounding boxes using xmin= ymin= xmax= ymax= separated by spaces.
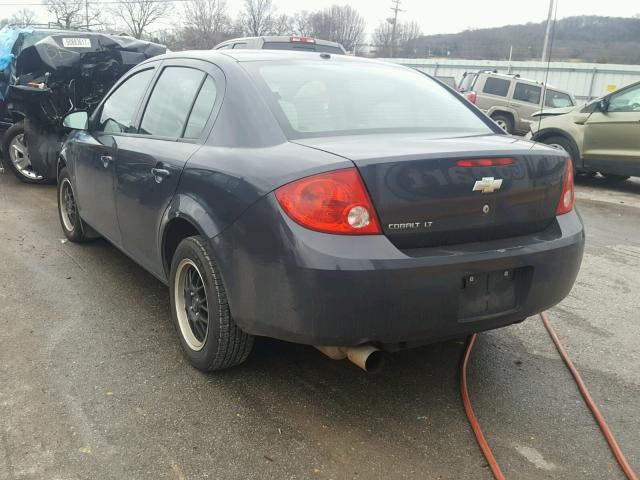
xmin=459 ymin=71 xmax=576 ymax=135
xmin=213 ymin=36 xmax=346 ymax=54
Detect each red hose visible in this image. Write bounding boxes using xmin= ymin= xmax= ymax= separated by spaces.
xmin=539 ymin=312 xmax=638 ymax=480
xmin=460 ymin=333 xmax=506 ymax=480
xmin=460 ymin=313 xmax=639 ymax=480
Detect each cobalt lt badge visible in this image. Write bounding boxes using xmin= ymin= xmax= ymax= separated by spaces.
xmin=473 ymin=177 xmax=503 ymax=194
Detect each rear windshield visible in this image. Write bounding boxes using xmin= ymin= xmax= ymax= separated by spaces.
xmin=262 ymin=42 xmax=343 ymax=54
xmin=245 ymin=60 xmax=492 ymax=139
xmin=458 ymin=72 xmax=477 ymax=92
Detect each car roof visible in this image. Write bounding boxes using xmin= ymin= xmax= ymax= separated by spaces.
xmin=217 ymin=36 xmax=344 ymax=48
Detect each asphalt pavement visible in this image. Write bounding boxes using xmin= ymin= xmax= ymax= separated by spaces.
xmin=0 ymin=171 xmax=638 ymax=480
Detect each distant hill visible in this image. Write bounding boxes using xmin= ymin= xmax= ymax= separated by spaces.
xmin=404 ymin=16 xmax=640 ymax=64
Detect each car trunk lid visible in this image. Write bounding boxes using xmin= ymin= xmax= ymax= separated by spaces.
xmin=292 ymin=133 xmax=567 ymax=249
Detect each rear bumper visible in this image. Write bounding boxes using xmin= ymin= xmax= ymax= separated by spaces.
xmin=213 ymin=194 xmax=585 ymax=346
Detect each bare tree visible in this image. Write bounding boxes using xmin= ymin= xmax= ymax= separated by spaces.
xmin=10 ymin=8 xmax=38 ymax=26
xmin=374 ymin=20 xmax=422 ymax=57
xmin=44 ymin=0 xmax=84 ymax=28
xmin=292 ymin=10 xmax=312 ymax=36
xmin=271 ymin=13 xmax=293 ymax=35
xmin=113 ymin=0 xmax=170 ymax=39
xmin=239 ymin=0 xmax=275 ymax=36
xmin=308 ymin=5 xmax=365 ymax=52
xmin=181 ymin=0 xmax=231 ymax=48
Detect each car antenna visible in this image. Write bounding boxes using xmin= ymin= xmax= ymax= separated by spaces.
xmin=537 ymin=0 xmax=559 ymax=137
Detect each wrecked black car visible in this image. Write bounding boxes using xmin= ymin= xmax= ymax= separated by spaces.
xmin=0 ymin=26 xmax=165 ymax=183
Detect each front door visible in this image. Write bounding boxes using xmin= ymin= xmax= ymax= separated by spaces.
xmin=583 ymin=83 xmax=640 ymax=175
xmin=75 ymin=67 xmax=156 ymax=245
xmin=115 ymin=65 xmax=220 ymax=277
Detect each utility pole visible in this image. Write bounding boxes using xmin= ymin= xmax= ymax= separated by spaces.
xmin=85 ymin=0 xmax=89 ymax=29
xmin=389 ymin=0 xmax=403 ymax=58
xmin=541 ymin=0 xmax=554 ymax=62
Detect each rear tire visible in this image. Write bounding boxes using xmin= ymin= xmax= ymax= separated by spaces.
xmin=169 ymin=236 xmax=254 ymax=371
xmin=57 ymin=167 xmax=91 ymax=242
xmin=1 ymin=121 xmax=49 ymax=184
xmin=601 ymin=173 xmax=630 ymax=183
xmin=491 ymin=114 xmax=513 ymax=134
xmin=542 ymin=135 xmax=580 ymax=176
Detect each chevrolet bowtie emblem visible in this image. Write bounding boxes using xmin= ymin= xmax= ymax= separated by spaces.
xmin=472 ymin=177 xmax=503 ymax=193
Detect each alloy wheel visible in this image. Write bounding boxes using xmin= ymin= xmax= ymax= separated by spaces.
xmin=59 ymin=179 xmax=78 ymax=232
xmin=9 ymin=134 xmax=44 ymax=181
xmin=174 ymin=259 xmax=210 ymax=351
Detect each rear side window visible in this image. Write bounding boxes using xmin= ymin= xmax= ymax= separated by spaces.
xmin=545 ymin=90 xmax=574 ymax=108
xmin=232 ymin=43 xmax=247 ymax=49
xmin=139 ymin=67 xmax=204 ymax=138
xmin=97 ymin=69 xmax=154 ymax=133
xmin=183 ymin=77 xmax=217 ymax=139
xmin=482 ymin=77 xmax=510 ymax=97
xmin=513 ymin=83 xmax=542 ymax=104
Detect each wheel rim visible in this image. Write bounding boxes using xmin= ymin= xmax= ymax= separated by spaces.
xmin=174 ymin=259 xmax=209 ymax=351
xmin=8 ymin=133 xmax=44 ymax=180
xmin=59 ymin=178 xmax=78 ymax=232
xmin=495 ymin=119 xmax=509 ymax=131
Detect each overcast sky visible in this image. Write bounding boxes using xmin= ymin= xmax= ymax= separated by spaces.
xmin=1 ymin=0 xmax=639 ymax=36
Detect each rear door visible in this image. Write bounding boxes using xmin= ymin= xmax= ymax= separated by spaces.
xmin=510 ymin=82 xmax=542 ymax=131
xmin=583 ymin=83 xmax=640 ymax=175
xmin=74 ymin=67 xmax=156 ymax=244
xmin=115 ymin=60 xmax=224 ymax=277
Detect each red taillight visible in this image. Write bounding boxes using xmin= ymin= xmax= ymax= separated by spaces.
xmin=556 ymin=157 xmax=575 ymax=215
xmin=290 ymin=36 xmax=315 ymax=44
xmin=275 ymin=168 xmax=381 ymax=235
xmin=456 ymin=157 xmax=514 ymax=167
xmin=466 ymin=91 xmax=477 ymax=104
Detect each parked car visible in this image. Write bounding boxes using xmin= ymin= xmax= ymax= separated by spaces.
xmin=527 ymin=80 xmax=640 ymax=182
xmin=458 ymin=70 xmax=576 ymax=135
xmin=57 ymin=51 xmax=584 ymax=372
xmin=0 ymin=25 xmax=165 ymax=184
xmin=213 ymin=36 xmax=346 ymax=54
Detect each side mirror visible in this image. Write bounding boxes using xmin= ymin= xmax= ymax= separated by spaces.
xmin=598 ymin=98 xmax=609 ymax=113
xmin=63 ymin=111 xmax=89 ymax=130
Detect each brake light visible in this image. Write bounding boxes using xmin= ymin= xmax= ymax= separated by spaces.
xmin=466 ymin=91 xmax=477 ymax=104
xmin=456 ymin=158 xmax=514 ymax=167
xmin=275 ymin=168 xmax=381 ymax=235
xmin=556 ymin=157 xmax=574 ymax=215
xmin=290 ymin=36 xmax=316 ymax=44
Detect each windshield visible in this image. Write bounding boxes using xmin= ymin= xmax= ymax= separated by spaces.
xmin=246 ymin=60 xmax=493 ymax=139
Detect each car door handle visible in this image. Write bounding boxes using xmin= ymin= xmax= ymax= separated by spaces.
xmin=151 ymin=167 xmax=170 ymax=183
xmin=100 ymin=155 xmax=113 ymax=168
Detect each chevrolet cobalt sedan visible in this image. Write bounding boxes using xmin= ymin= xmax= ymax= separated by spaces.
xmin=57 ymin=51 xmax=584 ymax=371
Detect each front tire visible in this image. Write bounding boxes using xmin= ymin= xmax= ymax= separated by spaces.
xmin=57 ymin=167 xmax=90 ymax=242
xmin=169 ymin=236 xmax=253 ymax=371
xmin=1 ymin=121 xmax=48 ymax=184
xmin=542 ymin=135 xmax=580 ymax=176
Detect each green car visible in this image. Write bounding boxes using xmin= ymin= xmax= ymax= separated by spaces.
xmin=527 ymin=80 xmax=640 ymax=182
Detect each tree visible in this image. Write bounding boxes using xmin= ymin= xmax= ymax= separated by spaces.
xmin=239 ymin=0 xmax=275 ymax=36
xmin=271 ymin=13 xmax=293 ymax=35
xmin=374 ymin=20 xmax=422 ymax=57
xmin=292 ymin=10 xmax=312 ymax=36
xmin=45 ymin=0 xmax=84 ymax=28
xmin=308 ymin=5 xmax=365 ymax=52
xmin=10 ymin=8 xmax=37 ymax=26
xmin=181 ymin=0 xmax=232 ymax=48
xmin=113 ymin=0 xmax=170 ymax=39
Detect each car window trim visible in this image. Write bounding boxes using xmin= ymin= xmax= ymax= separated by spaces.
xmin=135 ymin=64 xmax=206 ymax=140
xmin=180 ymin=74 xmax=208 ymax=139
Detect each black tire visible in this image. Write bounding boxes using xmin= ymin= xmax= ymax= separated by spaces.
xmin=601 ymin=173 xmax=630 ymax=183
xmin=57 ymin=167 xmax=90 ymax=242
xmin=169 ymin=236 xmax=254 ymax=371
xmin=541 ymin=135 xmax=580 ymax=175
xmin=491 ymin=114 xmax=514 ymax=134
xmin=1 ymin=121 xmax=49 ymax=184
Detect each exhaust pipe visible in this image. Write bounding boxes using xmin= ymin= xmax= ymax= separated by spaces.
xmin=315 ymin=344 xmax=385 ymax=373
